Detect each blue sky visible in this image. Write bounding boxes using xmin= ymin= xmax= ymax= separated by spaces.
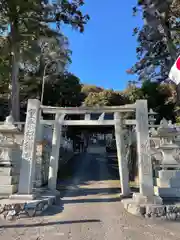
xmin=62 ymin=0 xmax=142 ymax=91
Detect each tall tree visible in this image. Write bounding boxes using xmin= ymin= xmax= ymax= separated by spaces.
xmin=0 ymin=0 xmax=89 ymax=120
xmin=20 ymin=32 xmax=71 ymax=101
xmin=127 ymin=0 xmax=180 ymax=113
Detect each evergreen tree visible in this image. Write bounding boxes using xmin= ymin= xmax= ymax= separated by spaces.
xmin=0 ymin=0 xmax=89 ymax=120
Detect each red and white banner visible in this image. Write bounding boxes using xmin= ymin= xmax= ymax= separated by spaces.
xmin=169 ymin=56 xmax=180 ymax=85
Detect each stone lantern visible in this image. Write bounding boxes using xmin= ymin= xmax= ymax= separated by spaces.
xmin=152 ymin=119 xmax=180 ymax=198
xmin=0 ymin=115 xmax=22 ymax=195
xmin=148 ymin=109 xmax=162 ymax=177
xmin=155 ymin=119 xmax=179 ymax=166
xmin=148 ymin=109 xmax=158 ymax=138
xmin=148 ymin=109 xmax=157 ymax=126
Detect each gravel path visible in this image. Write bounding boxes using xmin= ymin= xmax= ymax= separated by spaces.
xmin=1 ymin=150 xmax=180 ymax=239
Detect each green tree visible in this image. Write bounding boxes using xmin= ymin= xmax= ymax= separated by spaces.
xmin=123 ymin=84 xmax=143 ymax=103
xmin=19 ymin=72 xmax=83 ymax=120
xmin=125 ymin=0 xmax=180 ymax=122
xmin=81 ymin=84 xmax=104 ymax=95
xmin=84 ymin=90 xmax=128 ymax=106
xmin=0 ymin=31 xmax=71 ymax=119
xmin=130 ymin=0 xmax=180 ymax=74
xmin=124 ymin=80 xmax=176 ymax=122
xmin=127 ymin=0 xmax=180 ymax=109
xmin=43 ymin=73 xmax=83 ymax=107
xmin=0 ymin=0 xmax=89 ymax=120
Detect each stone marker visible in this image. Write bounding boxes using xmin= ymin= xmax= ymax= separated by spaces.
xmin=11 ymin=99 xmax=40 ymax=200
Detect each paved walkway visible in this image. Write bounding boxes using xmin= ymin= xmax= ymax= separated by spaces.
xmin=1 ymin=152 xmax=180 ymax=239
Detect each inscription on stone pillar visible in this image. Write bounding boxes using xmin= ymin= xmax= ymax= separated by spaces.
xmin=22 ymin=109 xmax=37 ymax=162
xmin=18 ymin=99 xmax=40 ymax=195
xmin=140 ymin=140 xmax=151 ymax=175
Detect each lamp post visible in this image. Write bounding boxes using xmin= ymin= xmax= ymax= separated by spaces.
xmin=40 ymin=58 xmax=65 ymax=105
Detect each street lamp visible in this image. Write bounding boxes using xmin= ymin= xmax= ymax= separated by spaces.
xmin=40 ymin=58 xmax=65 ymax=105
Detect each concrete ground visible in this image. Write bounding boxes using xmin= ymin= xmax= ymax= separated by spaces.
xmin=1 ymin=147 xmax=180 ymax=239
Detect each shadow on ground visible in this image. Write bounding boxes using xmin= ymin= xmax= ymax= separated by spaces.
xmin=57 ymin=151 xmax=120 ymax=184
xmin=58 ymin=187 xmax=120 ymax=197
xmin=40 ymin=151 xmax=138 ymax=219
xmin=57 ymin=150 xmax=139 ymax=201
xmin=60 ymin=197 xmax=121 ymax=204
xmin=0 ymin=219 xmax=101 ymax=229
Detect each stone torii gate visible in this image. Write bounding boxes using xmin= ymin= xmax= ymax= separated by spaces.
xmin=16 ymin=99 xmax=155 ymax=203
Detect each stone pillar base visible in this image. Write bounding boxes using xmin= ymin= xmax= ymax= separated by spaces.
xmin=0 ymin=165 xmax=19 ymax=195
xmin=122 ymin=193 xmax=163 ymax=217
xmin=132 ymin=193 xmax=163 ymax=204
xmin=154 ymin=169 xmax=180 ymax=198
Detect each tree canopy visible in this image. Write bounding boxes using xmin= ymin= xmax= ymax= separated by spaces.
xmin=83 ymin=89 xmax=128 ymax=107
xmin=81 ymin=84 xmax=104 ymax=95
xmin=125 ymin=0 xmax=180 ymax=121
xmin=0 ymin=0 xmax=89 ymax=120
xmin=128 ymin=0 xmax=180 ymax=82
xmin=0 ymin=0 xmax=178 ymax=125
